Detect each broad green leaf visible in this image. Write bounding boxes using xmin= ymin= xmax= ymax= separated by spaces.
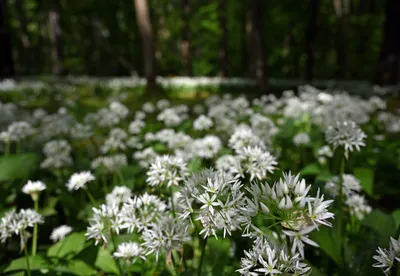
xmin=47 ymin=232 xmax=86 ymax=259
xmin=363 ymin=210 xmax=396 ymax=246
xmin=392 ymin=209 xmax=400 ymax=228
xmin=353 ymin=168 xmax=374 ymax=196
xmin=311 ymin=227 xmax=342 ymax=265
xmin=0 ymin=153 xmax=40 ymax=181
xmin=315 ymin=170 xmax=333 ymax=182
xmin=95 ymin=249 xmax=120 ymax=275
xmin=68 ymin=260 xmax=97 ymax=276
xmin=300 ymin=163 xmax=320 ymax=176
xmin=4 ymin=255 xmax=49 ymax=272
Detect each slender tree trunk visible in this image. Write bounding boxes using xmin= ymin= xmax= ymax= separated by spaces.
xmin=0 ymin=0 xmax=14 ymax=79
xmin=242 ymin=2 xmax=250 ymax=77
xmin=375 ymin=0 xmax=400 ymax=85
xmin=333 ymin=0 xmax=350 ymax=79
xmin=15 ymin=0 xmax=30 ymax=74
xmin=249 ymin=0 xmax=267 ymax=93
xmin=182 ymin=0 xmax=192 ymax=76
xmin=134 ymin=0 xmax=156 ymax=90
xmin=48 ymin=1 xmax=64 ymax=76
xmin=218 ymin=0 xmax=228 ymax=77
xmin=305 ymin=0 xmax=320 ymax=81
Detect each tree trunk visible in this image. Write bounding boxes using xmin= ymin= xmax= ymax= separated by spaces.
xmin=48 ymin=2 xmax=64 ymax=76
xmin=375 ymin=0 xmax=400 ymax=85
xmin=134 ymin=0 xmax=156 ymax=90
xmin=305 ymin=0 xmax=320 ymax=81
xmin=242 ymin=2 xmax=250 ymax=77
xmin=15 ymin=0 xmax=31 ymax=74
xmin=0 ymin=0 xmax=15 ymax=79
xmin=333 ymin=0 xmax=350 ymax=79
xmin=218 ymin=0 xmax=228 ymax=77
xmin=182 ymin=0 xmax=192 ymax=76
xmin=249 ymin=0 xmax=267 ymax=93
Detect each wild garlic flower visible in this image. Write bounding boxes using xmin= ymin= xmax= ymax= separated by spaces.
xmin=50 ymin=225 xmax=73 ymax=242
xmin=237 ymin=146 xmax=277 ymax=181
xmin=293 ymin=132 xmax=310 ymax=146
xmin=5 ymin=121 xmax=35 ymax=141
xmin=0 ymin=209 xmax=44 ymax=246
xmin=229 ymin=125 xmax=265 ymax=153
xmin=70 ymin=123 xmax=93 ymax=139
xmin=178 ymin=169 xmax=247 ymax=239
xmin=91 ymin=154 xmax=128 ymax=173
xmin=129 ymin=119 xmax=145 ymax=134
xmin=157 ymin=108 xmax=184 ymax=127
xmin=245 ymin=172 xmax=334 ymax=237
xmin=106 ymin=186 xmax=132 ymax=206
xmin=192 ymin=135 xmax=222 ymax=159
xmin=237 ymin=237 xmax=311 ymax=275
xmin=66 ymin=171 xmax=95 ymax=191
xmin=325 ymin=174 xmax=371 ymax=220
xmin=101 ymin=128 xmax=128 ymax=153
xmin=193 ymin=115 xmax=213 ymax=131
xmin=325 ymin=120 xmax=366 ymax=158
xmin=85 ymin=203 xmax=125 ymax=245
xmin=120 ymin=193 xmax=167 ymax=233
xmin=216 ymin=155 xmax=243 ymax=178
xmin=41 ymin=140 xmax=73 ymax=169
xmin=142 ymin=216 xmax=190 ymax=261
xmin=133 ymin=147 xmax=159 ymax=168
xmin=142 ymin=102 xmax=155 ymax=113
xmin=113 ymin=242 xmax=146 ymax=264
xmin=373 ymin=236 xmax=400 ymax=275
xmin=157 ymin=99 xmax=170 ymax=110
xmin=250 ymin=113 xmax=278 ymax=143
xmin=109 ymin=101 xmax=129 ymax=119
xmin=22 ymin=180 xmax=47 ymax=201
xmin=146 ymin=155 xmax=188 ymax=187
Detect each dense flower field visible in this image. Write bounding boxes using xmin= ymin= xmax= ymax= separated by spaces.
xmin=0 ymin=83 xmax=399 ymax=275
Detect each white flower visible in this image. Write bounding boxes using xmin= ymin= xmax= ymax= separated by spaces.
xmin=282 ymin=227 xmax=319 ymax=258
xmin=106 ymin=186 xmax=132 ymax=205
xmin=146 ymin=155 xmax=188 ymax=187
xmin=113 ymin=242 xmax=146 ymax=264
xmin=66 ymin=171 xmax=95 ymax=191
xmin=50 ymin=225 xmax=73 ymax=242
xmin=238 ymin=146 xmax=277 ymax=181
xmin=325 ymin=120 xmax=366 ymax=158
xmin=373 ymin=247 xmax=395 ymax=274
xmin=293 ymin=133 xmax=310 ymax=146
xmin=193 ymin=115 xmax=213 ymax=131
xmin=22 ymin=180 xmax=47 ymax=201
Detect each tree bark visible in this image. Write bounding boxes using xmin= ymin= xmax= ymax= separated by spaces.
xmin=48 ymin=1 xmax=64 ymax=76
xmin=182 ymin=0 xmax=192 ymax=76
xmin=305 ymin=0 xmax=320 ymax=81
xmin=0 ymin=0 xmax=15 ymax=79
xmin=249 ymin=0 xmax=267 ymax=93
xmin=15 ymin=0 xmax=31 ymax=74
xmin=375 ymin=0 xmax=400 ymax=85
xmin=218 ymin=0 xmax=228 ymax=77
xmin=134 ymin=0 xmax=156 ymax=90
xmin=333 ymin=0 xmax=350 ymax=79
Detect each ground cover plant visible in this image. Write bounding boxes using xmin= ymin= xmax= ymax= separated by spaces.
xmin=0 ymin=82 xmax=400 ymax=275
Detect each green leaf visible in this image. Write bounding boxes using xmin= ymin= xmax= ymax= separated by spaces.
xmin=300 ymin=163 xmax=320 ymax=176
xmin=67 ymin=260 xmax=97 ymax=276
xmin=95 ymin=249 xmax=120 ymax=275
xmin=363 ymin=210 xmax=396 ymax=246
xmin=4 ymin=255 xmax=49 ymax=272
xmin=0 ymin=153 xmax=40 ymax=181
xmin=353 ymin=168 xmax=374 ymax=196
xmin=392 ymin=209 xmax=400 ymax=229
xmin=315 ymin=170 xmax=333 ymax=182
xmin=47 ymin=232 xmax=86 ymax=259
xmin=311 ymin=227 xmax=342 ymax=265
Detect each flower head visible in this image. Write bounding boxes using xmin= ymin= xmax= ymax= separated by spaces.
xmin=22 ymin=180 xmax=47 ymax=201
xmin=50 ymin=225 xmax=73 ymax=242
xmin=66 ymin=171 xmax=95 ymax=191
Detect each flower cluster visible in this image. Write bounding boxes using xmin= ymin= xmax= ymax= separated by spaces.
xmin=373 ymin=235 xmax=400 ymax=275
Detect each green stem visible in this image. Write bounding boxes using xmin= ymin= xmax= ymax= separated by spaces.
xmin=117 ymin=170 xmax=125 ymax=185
xmin=170 ymin=251 xmax=179 ymax=275
xmin=32 ymin=200 xmax=39 ymax=256
xmin=337 ymin=157 xmax=345 ymax=264
xmin=4 ymin=141 xmax=10 ymax=156
xmin=85 ymin=188 xmax=97 ymax=206
xmin=197 ymin=236 xmax=208 ymax=276
xmin=16 ymin=141 xmax=21 ymax=154
xmin=24 ymin=244 xmax=31 ymax=276
xmin=110 ymin=231 xmax=123 ymax=276
xmin=170 ymin=187 xmax=176 ymax=218
xmin=102 ymin=175 xmax=109 ymax=194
